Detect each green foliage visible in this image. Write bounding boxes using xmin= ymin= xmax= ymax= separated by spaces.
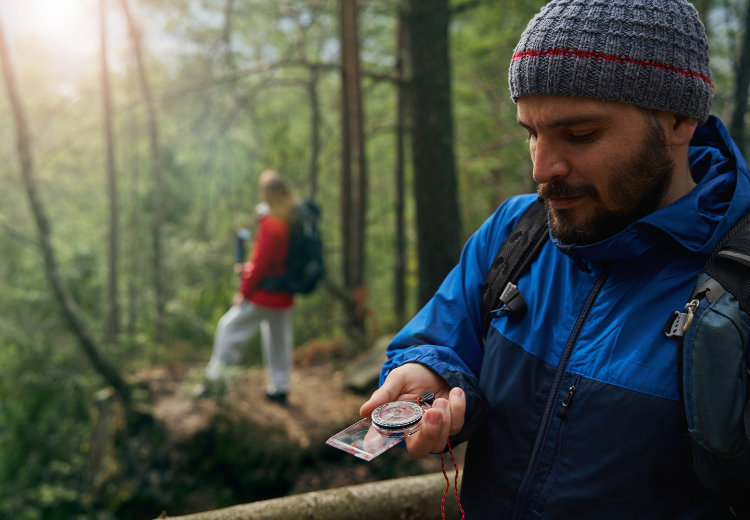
xmin=0 ymin=340 xmax=95 ymax=520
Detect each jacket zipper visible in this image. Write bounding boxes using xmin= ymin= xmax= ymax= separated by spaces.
xmin=557 ymin=385 xmax=576 ymax=420
xmin=511 ymin=263 xmax=612 ymax=520
xmin=534 ymin=376 xmax=580 ymax=514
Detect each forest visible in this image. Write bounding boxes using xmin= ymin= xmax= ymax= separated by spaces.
xmin=0 ymin=0 xmax=748 ymax=518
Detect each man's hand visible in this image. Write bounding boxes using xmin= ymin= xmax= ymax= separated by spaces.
xmin=360 ymin=363 xmax=466 ymax=458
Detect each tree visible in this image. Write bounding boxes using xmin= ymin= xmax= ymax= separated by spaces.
xmin=696 ymin=0 xmax=712 ymax=29
xmin=394 ymin=13 xmax=408 ymax=326
xmin=0 ymin=13 xmax=133 ymax=410
xmin=404 ymin=0 xmax=462 ymax=306
xmin=100 ymin=0 xmax=120 ymax=342
xmin=340 ymin=0 xmax=368 ymax=333
xmin=308 ymin=66 xmax=321 ymax=199
xmin=120 ymin=0 xmax=167 ymax=343
xmin=125 ymin=54 xmax=142 ymax=335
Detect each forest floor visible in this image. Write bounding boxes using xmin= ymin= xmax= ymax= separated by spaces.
xmin=126 ymin=351 xmax=463 ymax=516
xmin=139 ymin=362 xmax=364 ymax=452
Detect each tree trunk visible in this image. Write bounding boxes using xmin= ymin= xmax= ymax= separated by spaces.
xmin=0 ymin=16 xmax=132 ymax=408
xmin=696 ymin=0 xmax=711 ymax=29
xmin=342 ymin=0 xmax=367 ymax=293
xmin=489 ymin=168 xmax=504 ymax=214
xmin=394 ymin=14 xmax=407 ymax=326
xmin=730 ymin=0 xmax=750 ymax=156
xmin=404 ymin=0 xmax=462 ymax=307
xmin=120 ymin=0 xmax=167 ymax=344
xmin=100 ymin=0 xmax=120 ymax=342
xmin=222 ymin=0 xmax=237 ymax=73
xmin=340 ymin=11 xmax=353 ymax=294
xmin=126 ymin=57 xmax=140 ymax=335
xmin=308 ymin=66 xmax=320 ymax=199
xmin=340 ymin=0 xmax=367 ymax=334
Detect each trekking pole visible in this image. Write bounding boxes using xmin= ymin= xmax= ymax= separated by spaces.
xmin=234 ymin=228 xmax=251 ymax=277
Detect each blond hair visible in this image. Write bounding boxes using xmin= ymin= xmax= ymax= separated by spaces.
xmin=259 ymin=170 xmax=294 ymax=221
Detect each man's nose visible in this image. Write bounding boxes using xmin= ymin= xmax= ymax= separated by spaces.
xmin=532 ymin=137 xmax=571 ymax=184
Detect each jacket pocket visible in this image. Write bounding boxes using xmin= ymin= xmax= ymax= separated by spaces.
xmin=685 ymin=291 xmax=748 ymax=457
xmin=532 ymin=375 xmax=580 ymax=516
xmin=683 ymin=288 xmax=750 ymax=492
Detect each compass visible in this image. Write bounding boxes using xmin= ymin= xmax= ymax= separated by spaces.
xmin=371 ymin=401 xmax=423 ymax=430
xmin=326 ymin=392 xmax=438 ymax=460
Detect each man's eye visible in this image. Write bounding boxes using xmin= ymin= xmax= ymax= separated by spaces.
xmin=570 ymin=132 xmax=595 ymax=142
xmin=526 ymin=133 xmax=537 ymax=142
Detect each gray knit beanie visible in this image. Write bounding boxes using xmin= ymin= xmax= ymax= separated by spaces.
xmin=509 ymin=0 xmax=713 ymax=123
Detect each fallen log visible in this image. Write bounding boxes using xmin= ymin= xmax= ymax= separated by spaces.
xmin=158 ymin=471 xmax=464 ymax=520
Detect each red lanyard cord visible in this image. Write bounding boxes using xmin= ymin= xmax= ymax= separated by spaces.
xmin=440 ymin=439 xmax=465 ymax=519
xmin=418 ymin=392 xmax=465 ymax=519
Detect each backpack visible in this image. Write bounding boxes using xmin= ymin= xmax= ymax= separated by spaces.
xmin=258 ymin=199 xmax=324 ymax=295
xmin=480 ymin=199 xmax=750 ymax=518
xmin=663 ymin=212 xmax=750 ymax=518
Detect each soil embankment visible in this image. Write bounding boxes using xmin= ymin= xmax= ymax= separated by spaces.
xmin=119 ymin=360 xmax=457 ymax=518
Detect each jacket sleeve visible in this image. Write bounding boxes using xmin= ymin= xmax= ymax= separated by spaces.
xmin=380 ymin=194 xmax=538 ymax=446
xmin=240 ymin=217 xmax=280 ymax=299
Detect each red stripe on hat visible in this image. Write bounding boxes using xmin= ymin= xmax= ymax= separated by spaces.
xmin=512 ymin=47 xmax=714 ymax=89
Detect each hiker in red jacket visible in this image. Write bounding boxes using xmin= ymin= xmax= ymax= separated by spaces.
xmin=205 ymin=170 xmax=294 ymax=404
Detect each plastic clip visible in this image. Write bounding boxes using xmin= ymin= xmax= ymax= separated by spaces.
xmin=491 ymin=282 xmax=528 ymax=318
xmin=664 ymin=311 xmax=688 ymax=337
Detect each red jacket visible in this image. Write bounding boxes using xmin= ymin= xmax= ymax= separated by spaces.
xmin=239 ymin=215 xmax=294 ymax=309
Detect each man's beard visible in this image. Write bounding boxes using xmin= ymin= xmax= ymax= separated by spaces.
xmin=538 ymin=116 xmax=676 ymax=245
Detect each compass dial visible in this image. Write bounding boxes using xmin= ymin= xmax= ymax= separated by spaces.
xmin=371 ymin=401 xmax=423 ymax=430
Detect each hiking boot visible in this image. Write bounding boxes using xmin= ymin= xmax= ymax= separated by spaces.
xmin=264 ymin=389 xmax=288 ymax=406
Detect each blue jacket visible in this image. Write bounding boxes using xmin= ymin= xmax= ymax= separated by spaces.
xmin=381 ymin=116 xmax=750 ymax=519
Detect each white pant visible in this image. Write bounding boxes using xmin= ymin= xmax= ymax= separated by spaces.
xmin=206 ymin=301 xmax=293 ymax=394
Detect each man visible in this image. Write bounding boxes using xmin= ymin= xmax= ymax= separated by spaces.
xmin=361 ymin=0 xmax=750 ymax=518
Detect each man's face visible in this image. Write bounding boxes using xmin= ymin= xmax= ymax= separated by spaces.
xmin=516 ymin=96 xmax=676 ymax=245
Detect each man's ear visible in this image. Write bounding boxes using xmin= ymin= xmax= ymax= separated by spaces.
xmin=664 ymin=113 xmax=699 ymax=147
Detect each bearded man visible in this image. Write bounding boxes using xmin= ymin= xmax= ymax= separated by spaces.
xmin=360 ymin=0 xmax=750 ymax=518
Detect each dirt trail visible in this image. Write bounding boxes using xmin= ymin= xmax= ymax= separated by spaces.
xmin=138 ymin=363 xmax=365 ymax=448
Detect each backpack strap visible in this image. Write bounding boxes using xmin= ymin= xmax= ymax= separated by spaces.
xmin=480 ymin=198 xmax=548 ymax=342
xmin=705 ymin=213 xmax=750 ymax=316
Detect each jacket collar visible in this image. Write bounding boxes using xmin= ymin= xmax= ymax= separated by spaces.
xmin=554 ymin=116 xmax=750 ymax=262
